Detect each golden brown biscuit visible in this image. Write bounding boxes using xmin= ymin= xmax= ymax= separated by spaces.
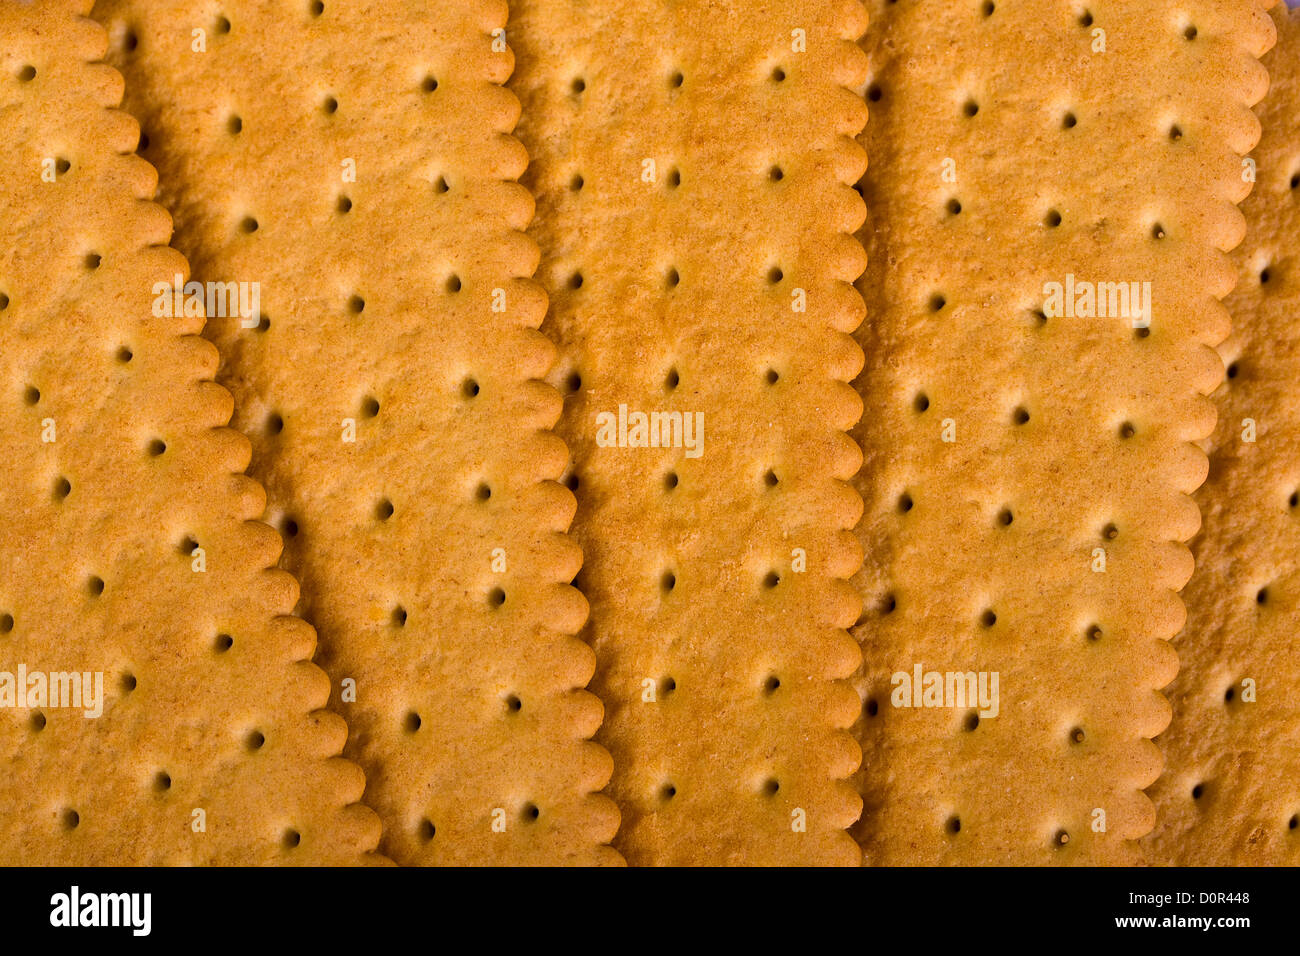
xmin=1145 ymin=2 xmax=1300 ymax=865
xmin=511 ymin=1 xmax=871 ymax=864
xmin=852 ymin=0 xmax=1275 ymax=864
xmin=0 ymin=0 xmax=383 ymax=864
xmin=93 ymin=0 xmax=619 ymax=864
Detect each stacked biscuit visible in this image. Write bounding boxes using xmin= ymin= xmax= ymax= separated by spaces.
xmin=0 ymin=0 xmax=1292 ymax=865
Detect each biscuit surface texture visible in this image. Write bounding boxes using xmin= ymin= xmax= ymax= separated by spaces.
xmin=1145 ymin=2 xmax=1300 ymax=866
xmin=94 ymin=0 xmax=619 ymax=864
xmin=512 ymin=0 xmax=871 ymax=865
xmin=852 ymin=0 xmax=1275 ymax=864
xmin=0 ymin=0 xmax=383 ymax=865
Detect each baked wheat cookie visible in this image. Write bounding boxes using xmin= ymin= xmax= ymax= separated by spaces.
xmin=511 ymin=0 xmax=871 ymax=865
xmin=1145 ymin=1 xmax=1300 ymax=866
xmin=852 ymin=0 xmax=1276 ymax=864
xmin=0 ymin=0 xmax=384 ymax=865
xmin=93 ymin=0 xmax=619 ymax=864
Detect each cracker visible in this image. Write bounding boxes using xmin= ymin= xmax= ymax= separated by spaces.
xmin=1144 ymin=2 xmax=1300 ymax=865
xmin=851 ymin=0 xmax=1275 ymax=864
xmin=93 ymin=0 xmax=619 ymax=864
xmin=511 ymin=2 xmax=870 ymax=864
xmin=0 ymin=0 xmax=382 ymax=864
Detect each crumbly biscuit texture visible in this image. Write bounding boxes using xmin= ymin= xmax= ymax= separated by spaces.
xmin=512 ymin=0 xmax=871 ymax=865
xmin=95 ymin=0 xmax=619 ymax=864
xmin=852 ymin=0 xmax=1275 ymax=864
xmin=1145 ymin=2 xmax=1300 ymax=865
xmin=0 ymin=0 xmax=383 ymax=865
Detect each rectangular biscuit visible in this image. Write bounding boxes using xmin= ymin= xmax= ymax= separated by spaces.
xmin=0 ymin=0 xmax=382 ymax=864
xmin=93 ymin=0 xmax=619 ymax=864
xmin=511 ymin=1 xmax=871 ymax=864
xmin=851 ymin=0 xmax=1275 ymax=864
xmin=1144 ymin=1 xmax=1300 ymax=865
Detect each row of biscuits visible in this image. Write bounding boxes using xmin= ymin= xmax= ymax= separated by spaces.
xmin=0 ymin=0 xmax=1292 ymax=864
